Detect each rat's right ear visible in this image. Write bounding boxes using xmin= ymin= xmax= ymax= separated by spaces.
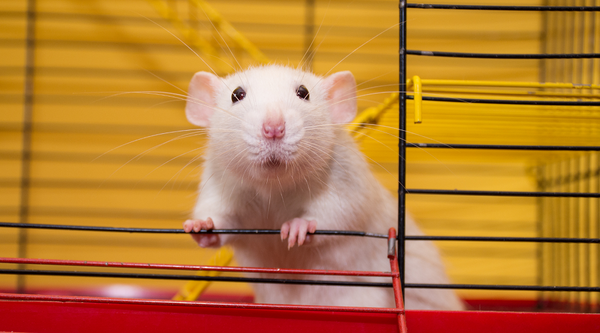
xmin=323 ymin=71 xmax=357 ymax=124
xmin=186 ymin=71 xmax=220 ymax=127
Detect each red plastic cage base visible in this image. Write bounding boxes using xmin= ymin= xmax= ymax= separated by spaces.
xmin=0 ymin=295 xmax=599 ymax=333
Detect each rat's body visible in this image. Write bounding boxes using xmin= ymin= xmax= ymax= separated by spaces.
xmin=183 ymin=65 xmax=463 ymax=310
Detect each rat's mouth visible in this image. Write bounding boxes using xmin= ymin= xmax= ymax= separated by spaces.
xmin=262 ymin=155 xmax=283 ymax=169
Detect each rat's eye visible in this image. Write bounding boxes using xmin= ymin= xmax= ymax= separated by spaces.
xmin=296 ymin=85 xmax=310 ymax=101
xmin=231 ymin=86 xmax=246 ymax=103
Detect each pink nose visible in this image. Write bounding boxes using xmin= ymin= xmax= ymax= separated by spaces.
xmin=263 ymin=121 xmax=285 ymax=139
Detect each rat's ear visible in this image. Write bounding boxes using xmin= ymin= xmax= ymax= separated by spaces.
xmin=323 ymin=71 xmax=357 ymax=124
xmin=186 ymin=71 xmax=220 ymax=127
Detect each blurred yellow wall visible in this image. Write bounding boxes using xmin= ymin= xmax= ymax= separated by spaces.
xmin=1 ymin=0 xmax=599 ymax=304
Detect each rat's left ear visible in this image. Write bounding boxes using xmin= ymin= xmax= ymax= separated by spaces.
xmin=186 ymin=71 xmax=220 ymax=127
xmin=323 ymin=71 xmax=357 ymax=124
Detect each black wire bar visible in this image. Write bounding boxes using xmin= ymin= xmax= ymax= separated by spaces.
xmin=406 ymin=283 xmax=600 ymax=292
xmin=407 ymin=189 xmax=600 ymax=198
xmin=406 ymin=235 xmax=600 ymax=244
xmin=406 ymin=95 xmax=600 ymax=106
xmin=398 ymin=0 xmax=408 ymax=298
xmin=0 ymin=269 xmax=392 ymax=288
xmin=406 ymin=50 xmax=600 ymax=59
xmin=408 ymin=143 xmax=600 ymax=151
xmin=407 ymin=4 xmax=600 ymax=11
xmin=1 ymin=268 xmax=598 ymax=293
xmin=0 ymin=222 xmax=387 ymax=238
xmin=1 ymin=222 xmax=598 ymax=244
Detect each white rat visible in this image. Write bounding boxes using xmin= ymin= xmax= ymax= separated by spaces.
xmin=182 ymin=64 xmax=463 ymax=310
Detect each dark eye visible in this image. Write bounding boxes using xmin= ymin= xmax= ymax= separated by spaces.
xmin=232 ymin=86 xmax=246 ymax=103
xmin=296 ymin=85 xmax=309 ymax=101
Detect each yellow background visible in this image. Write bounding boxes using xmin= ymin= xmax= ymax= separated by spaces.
xmin=1 ymin=0 xmax=599 ymax=304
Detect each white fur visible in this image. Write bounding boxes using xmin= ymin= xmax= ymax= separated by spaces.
xmin=186 ymin=65 xmax=464 ymax=310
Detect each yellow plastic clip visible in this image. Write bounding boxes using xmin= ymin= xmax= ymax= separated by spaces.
xmin=412 ymin=75 xmax=422 ymax=124
xmin=172 ymin=246 xmax=235 ymax=301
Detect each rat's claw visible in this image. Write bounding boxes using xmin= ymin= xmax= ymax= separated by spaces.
xmin=183 ymin=218 xmax=219 ymax=248
xmin=281 ymin=218 xmax=317 ymax=249
xmin=183 ymin=219 xmax=195 ymax=232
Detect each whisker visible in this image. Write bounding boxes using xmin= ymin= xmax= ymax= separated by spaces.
xmin=298 ymin=0 xmax=332 ymax=71
xmin=156 ymin=146 xmax=208 ymax=193
xmin=94 ymin=128 xmax=207 ymax=161
xmin=313 ymin=22 xmax=400 ymax=90
xmin=219 ymin=146 xmax=251 ymax=191
xmin=107 ymin=131 xmax=206 ymax=179
xmin=140 ymin=68 xmax=188 ymax=94
xmin=196 ymin=5 xmax=244 ymax=72
xmin=138 ymin=13 xmax=219 ymax=76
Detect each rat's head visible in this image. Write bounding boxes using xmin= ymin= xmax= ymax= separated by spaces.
xmin=185 ymin=65 xmax=356 ymax=188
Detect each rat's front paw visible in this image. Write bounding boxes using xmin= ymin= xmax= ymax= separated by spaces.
xmin=280 ymin=218 xmax=317 ymax=250
xmin=183 ymin=218 xmax=220 ymax=247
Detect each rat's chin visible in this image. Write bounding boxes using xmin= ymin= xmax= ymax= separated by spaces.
xmin=249 ymin=155 xmax=293 ymax=179
xmin=262 ymin=156 xmax=283 ymax=169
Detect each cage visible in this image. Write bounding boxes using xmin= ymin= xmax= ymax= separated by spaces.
xmin=1 ymin=0 xmax=600 ymax=332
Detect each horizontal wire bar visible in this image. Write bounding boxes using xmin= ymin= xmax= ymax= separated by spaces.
xmin=407 ymin=4 xmax=600 ymax=11
xmin=406 ymin=95 xmax=600 ymax=105
xmin=1 ymin=222 xmax=596 ymax=243
xmin=407 ymin=189 xmax=600 ymax=198
xmin=407 ymin=50 xmax=600 ymax=59
xmin=406 ymin=283 xmax=600 ymax=292
xmin=0 ymin=257 xmax=396 ymax=278
xmin=0 ymin=269 xmax=393 ymax=288
xmin=0 ymin=293 xmax=404 ymax=314
xmin=406 ymin=235 xmax=600 ymax=244
xmin=0 ymin=222 xmax=387 ymax=238
xmin=0 ymin=178 xmax=197 ymax=191
xmin=408 ymin=143 xmax=600 ymax=151
xmin=1 ymin=268 xmax=594 ymax=292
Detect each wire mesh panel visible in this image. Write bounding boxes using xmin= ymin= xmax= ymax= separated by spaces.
xmin=400 ymin=1 xmax=600 ymax=312
xmin=538 ymin=153 xmax=600 ymax=311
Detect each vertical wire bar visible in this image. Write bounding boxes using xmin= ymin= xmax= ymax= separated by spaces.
xmin=589 ymin=2 xmax=598 ymax=312
xmin=594 ymin=0 xmax=600 ymax=91
xmin=17 ymin=0 xmax=36 ymax=294
xmin=554 ymin=161 xmax=563 ymax=310
xmin=566 ymin=0 xmax=575 ymax=86
xmin=554 ymin=160 xmax=566 ymax=310
xmin=557 ymin=0 xmax=566 ymax=89
xmin=540 ymin=1 xmax=548 ymax=85
xmin=539 ymin=3 xmax=550 ymax=309
xmin=551 ymin=161 xmax=559 ymax=309
xmin=567 ymin=159 xmax=574 ymax=312
xmin=561 ymin=160 xmax=570 ymax=310
xmin=595 ymin=152 xmax=600 ymax=313
xmin=577 ymin=155 xmax=583 ymax=311
xmin=303 ymin=0 xmax=315 ymax=71
xmin=536 ymin=165 xmax=546 ymax=309
xmin=582 ymin=154 xmax=591 ymax=311
xmin=547 ymin=0 xmax=557 ymax=84
xmin=543 ymin=164 xmax=552 ymax=310
xmin=574 ymin=0 xmax=584 ymax=85
xmin=574 ymin=1 xmax=588 ymax=311
xmin=583 ymin=0 xmax=593 ymax=87
xmin=546 ymin=164 xmax=555 ymax=309
xmin=545 ymin=2 xmax=558 ymax=309
xmin=568 ymin=158 xmax=576 ymax=311
xmin=388 ymin=228 xmax=407 ymax=333
xmin=573 ymin=157 xmax=581 ymax=311
xmin=596 ymin=0 xmax=600 ymax=90
xmin=398 ymin=0 xmax=407 ymax=298
xmin=188 ymin=1 xmax=199 ymax=43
